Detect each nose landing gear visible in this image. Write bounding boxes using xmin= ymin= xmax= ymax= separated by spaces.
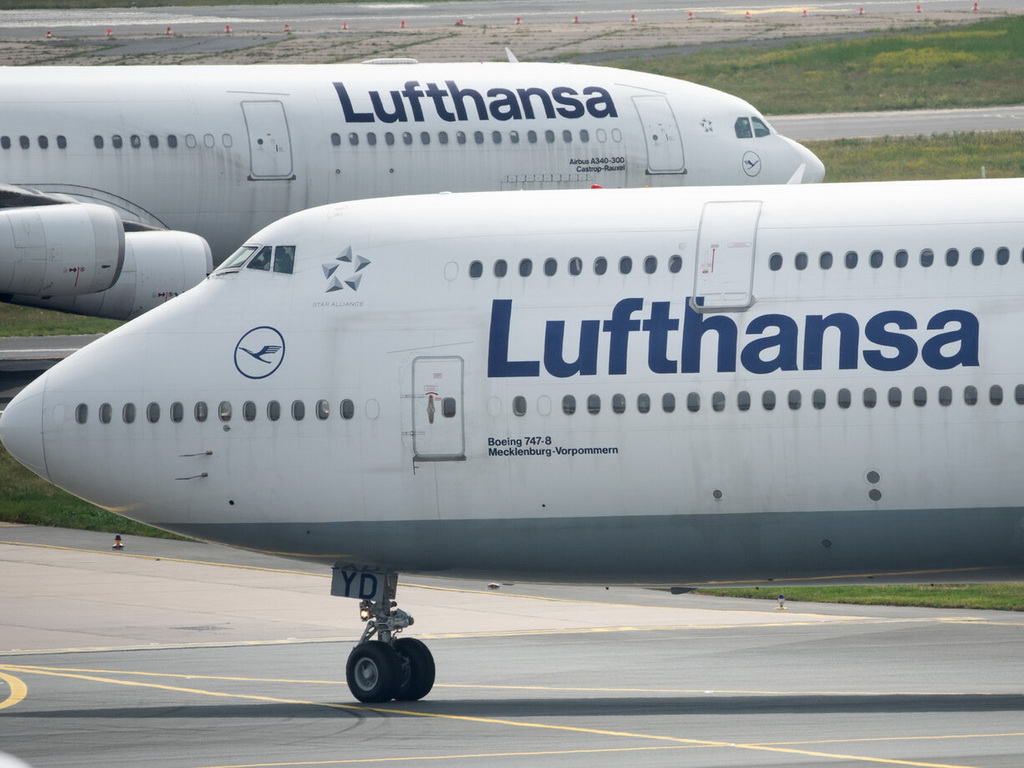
xmin=340 ymin=571 xmax=436 ymax=703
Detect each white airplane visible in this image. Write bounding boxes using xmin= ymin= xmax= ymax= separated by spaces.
xmin=9 ymin=178 xmax=1017 ymax=705
xmin=0 ymin=61 xmax=823 ymax=320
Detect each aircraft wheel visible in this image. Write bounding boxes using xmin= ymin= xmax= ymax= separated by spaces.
xmin=394 ymin=637 xmax=435 ymax=701
xmin=346 ymin=640 xmax=400 ymax=703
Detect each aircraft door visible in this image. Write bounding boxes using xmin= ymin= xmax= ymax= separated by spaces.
xmin=632 ymin=95 xmax=685 ymax=174
xmin=691 ymin=200 xmax=762 ymax=312
xmin=240 ymin=100 xmax=295 ymax=180
xmin=412 ymin=356 xmax=466 ymax=462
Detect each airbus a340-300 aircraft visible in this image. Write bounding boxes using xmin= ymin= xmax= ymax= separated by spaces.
xmin=0 ymin=61 xmax=823 ymax=319
xmin=9 ymin=179 xmax=1018 ymax=704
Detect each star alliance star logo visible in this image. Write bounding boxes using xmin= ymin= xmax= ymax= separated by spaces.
xmin=700 ymin=118 xmax=713 ymax=133
xmin=323 ymin=246 xmax=371 ymax=293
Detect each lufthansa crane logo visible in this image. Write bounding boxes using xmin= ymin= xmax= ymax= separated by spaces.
xmin=234 ymin=326 xmax=286 ymax=379
xmin=323 ymin=245 xmax=372 ymax=293
xmin=742 ymin=151 xmax=762 ymax=177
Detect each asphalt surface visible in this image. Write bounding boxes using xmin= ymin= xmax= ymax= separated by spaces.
xmin=1 ymin=525 xmax=1022 ymax=768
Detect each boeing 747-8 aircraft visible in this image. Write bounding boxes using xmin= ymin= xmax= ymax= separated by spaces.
xmin=10 ymin=179 xmax=1015 ymax=703
xmin=0 ymin=61 xmax=822 ymax=320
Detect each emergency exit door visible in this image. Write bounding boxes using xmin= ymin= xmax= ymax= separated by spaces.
xmin=632 ymin=95 xmax=685 ymax=174
xmin=412 ymin=356 xmax=466 ymax=462
xmin=692 ymin=200 xmax=762 ymax=312
xmin=241 ymin=100 xmax=295 ymax=180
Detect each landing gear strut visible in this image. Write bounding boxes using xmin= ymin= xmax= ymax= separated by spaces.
xmin=339 ymin=571 xmax=435 ymax=703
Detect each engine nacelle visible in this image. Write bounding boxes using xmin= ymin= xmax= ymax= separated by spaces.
xmin=0 ymin=203 xmax=124 ymax=296
xmin=6 ymin=229 xmax=212 ymax=320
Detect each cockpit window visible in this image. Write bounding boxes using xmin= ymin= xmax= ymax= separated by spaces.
xmin=752 ymin=116 xmax=771 ymax=137
xmin=247 ymin=246 xmax=273 ymax=271
xmin=219 ymin=245 xmax=257 ymax=272
xmin=734 ymin=117 xmax=752 ymax=139
xmin=273 ymin=246 xmax=295 ymax=274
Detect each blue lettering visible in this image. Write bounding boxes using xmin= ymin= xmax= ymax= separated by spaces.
xmin=740 ymin=314 xmax=800 ymax=374
xmin=681 ymin=300 xmax=737 ymax=374
xmin=804 ymin=313 xmax=860 ymax=370
xmin=488 ymin=299 xmax=540 ymax=377
xmin=863 ymin=310 xmax=918 ymax=371
xmin=922 ymin=309 xmax=979 ymax=369
xmin=544 ymin=320 xmax=600 ymax=377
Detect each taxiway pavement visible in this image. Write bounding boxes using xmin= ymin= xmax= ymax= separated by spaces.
xmin=0 ymin=526 xmax=1021 ymax=768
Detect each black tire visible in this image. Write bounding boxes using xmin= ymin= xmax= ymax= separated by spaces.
xmin=393 ymin=637 xmax=435 ymax=701
xmin=346 ymin=641 xmax=400 ymax=703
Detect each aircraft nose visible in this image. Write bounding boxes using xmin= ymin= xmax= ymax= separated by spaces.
xmin=0 ymin=376 xmax=48 ymax=482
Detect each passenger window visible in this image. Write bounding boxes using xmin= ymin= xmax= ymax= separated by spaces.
xmin=38 ymin=136 xmax=49 ymax=150
xmin=442 ymin=397 xmax=457 ymax=418
xmin=341 ymin=399 xmax=355 ymax=420
xmin=971 ymin=248 xmax=984 ymax=266
xmin=946 ymin=248 xmax=959 ymax=267
xmin=562 ymin=395 xmax=576 ymax=415
xmin=292 ymin=400 xmax=306 ymax=420
xmin=687 ymin=392 xmax=700 ymax=412
xmin=385 ymin=132 xmax=396 ymax=146
xmin=819 ymin=251 xmax=833 ymax=270
xmin=149 ymin=135 xmax=159 ymax=149
xmin=75 ymin=403 xmax=88 ymax=425
xmin=619 ymin=256 xmax=632 ymax=274
xmin=569 ymin=257 xmax=583 ymax=276
xmin=99 ymin=403 xmax=112 ymax=424
xmin=594 ymin=257 xmax=607 ymax=276
xmin=662 ymin=393 xmax=676 ymax=413
xmin=219 ymin=401 xmax=232 ymax=421
xmin=123 ymin=403 xmax=136 ymax=424
xmin=920 ymin=249 xmax=934 ymax=267
xmin=494 ymin=259 xmax=508 ymax=278
xmin=996 ymin=247 xmax=1009 ymax=265
xmin=964 ymin=386 xmax=977 ymax=406
xmin=331 ymin=133 xmax=341 ymax=146
xmin=637 ymin=393 xmax=651 ymax=414
xmin=734 ymin=117 xmax=753 ymax=138
xmin=812 ymin=389 xmax=826 ymax=409
xmin=913 ymin=387 xmax=927 ymax=406
xmin=456 ymin=131 xmax=466 ymax=145
xmin=473 ymin=131 xmax=484 ymax=145
xmin=762 ymin=391 xmax=776 ymax=411
xmin=19 ymin=135 xmax=29 ymax=149
xmin=712 ymin=392 xmax=725 ymax=412
xmin=870 ymin=250 xmax=883 ymax=268
xmin=612 ymin=394 xmax=626 ymax=414
xmin=1017 ymin=385 xmax=1024 ymax=405
xmin=527 ymin=130 xmax=538 ymax=144
xmin=367 ymin=133 xmax=377 ymax=146
xmin=644 ymin=256 xmax=657 ymax=274
xmin=737 ymin=391 xmax=751 ymax=411
xmin=769 ymin=253 xmax=782 ymax=271
xmin=894 ymin=249 xmax=909 ymax=268
xmin=794 ymin=252 xmax=808 ymax=271
xmin=668 ymin=255 xmax=682 ymax=273
xmin=587 ymin=394 xmax=601 ymax=414
xmin=469 ymin=261 xmax=483 ymax=278
xmin=580 ymin=129 xmax=589 ymax=143
xmin=247 ymin=246 xmax=273 ymax=271
xmin=1 ymin=136 xmax=9 ymax=150
xmin=545 ymin=130 xmax=555 ymax=144
xmin=519 ymin=259 xmax=532 ymax=277
xmin=509 ymin=130 xmax=519 ymax=144
xmin=268 ymin=400 xmax=281 ymax=421
xmin=863 ymin=388 xmax=877 ymax=408
xmin=837 ymin=388 xmax=851 ymax=408
xmin=491 ymin=131 xmax=501 ymax=144
xmin=938 ymin=386 xmax=952 ymax=406
xmin=438 ymin=131 xmax=448 ymax=145
xmin=273 ymin=246 xmax=295 ymax=274
xmin=421 ymin=131 xmax=431 ymax=145
xmin=562 ymin=129 xmax=572 ymax=143
xmin=544 ymin=258 xmax=557 ymax=277
xmin=195 ymin=402 xmax=208 ymax=422
xmin=243 ymin=401 xmax=257 ymax=421
xmin=751 ymin=116 xmax=771 ymax=137
xmin=316 ymin=399 xmax=330 ymax=420
xmin=990 ymin=385 xmax=1003 ymax=405
xmin=788 ymin=390 xmax=801 ymax=410
xmin=888 ymin=387 xmax=902 ymax=407
xmin=845 ymin=251 xmax=858 ymax=269
xmin=147 ymin=402 xmax=160 ymax=423
xmin=403 ymin=132 xmax=413 ymax=146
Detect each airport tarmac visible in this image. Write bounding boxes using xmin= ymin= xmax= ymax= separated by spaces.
xmin=0 ymin=525 xmax=1021 ymax=768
